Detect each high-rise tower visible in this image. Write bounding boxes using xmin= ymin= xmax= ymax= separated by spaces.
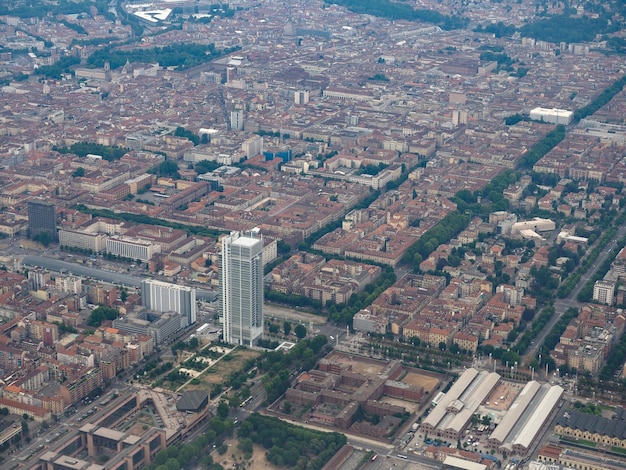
xmin=219 ymin=228 xmax=264 ymax=346
xmin=28 ymin=200 xmax=57 ymax=242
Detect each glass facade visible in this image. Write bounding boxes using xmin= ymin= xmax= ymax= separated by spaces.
xmin=220 ymin=230 xmax=264 ymax=346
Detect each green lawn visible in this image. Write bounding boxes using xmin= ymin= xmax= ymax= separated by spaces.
xmin=559 ymin=435 xmax=597 ymax=447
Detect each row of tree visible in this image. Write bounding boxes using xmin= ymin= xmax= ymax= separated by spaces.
xmin=518 ymin=125 xmax=566 ymax=169
xmin=403 ymin=211 xmax=470 ymax=268
xmin=74 ymin=204 xmax=225 ymax=239
xmin=327 ymin=267 xmax=396 ymax=324
xmin=542 ymin=307 xmax=580 ymax=353
xmin=573 ymin=74 xmax=626 ymax=124
xmin=87 ymin=42 xmax=241 ymax=70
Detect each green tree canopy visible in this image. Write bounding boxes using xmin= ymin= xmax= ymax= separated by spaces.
xmin=87 ymin=306 xmax=119 ymax=327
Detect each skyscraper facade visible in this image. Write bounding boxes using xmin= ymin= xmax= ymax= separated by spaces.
xmin=220 ymin=229 xmax=264 ymax=346
xmin=28 ymin=200 xmax=57 ymax=241
xmin=141 ymin=279 xmax=196 ymax=327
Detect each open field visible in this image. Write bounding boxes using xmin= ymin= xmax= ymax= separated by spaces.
xmin=326 ymin=350 xmax=386 ymax=375
xmin=214 ymin=440 xmax=281 ymax=470
xmin=185 ymin=347 xmax=261 ymax=391
xmin=403 ymin=371 xmax=439 ymax=393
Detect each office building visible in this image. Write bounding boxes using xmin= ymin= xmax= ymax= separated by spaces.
xmin=140 ymin=279 xmax=196 ymax=325
xmin=220 ymin=228 xmax=264 ymax=346
xmin=113 ymin=310 xmax=184 ymax=344
xmin=27 ymin=200 xmax=57 ymax=241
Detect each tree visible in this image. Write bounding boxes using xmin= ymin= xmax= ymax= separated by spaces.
xmin=166 ymin=458 xmax=181 ymax=470
xmin=294 ymin=324 xmax=307 ymax=339
xmin=71 ymin=167 xmax=85 ymax=177
xmin=238 ymin=437 xmax=253 ymax=454
xmin=32 ymin=231 xmax=51 ymax=247
xmin=269 ymin=323 xmax=280 ymax=334
xmin=439 ymin=341 xmax=447 ymax=351
xmin=283 ymin=321 xmax=291 ymax=336
xmin=158 ymin=160 xmax=180 ymax=179
xmin=217 ymin=400 xmax=229 ymax=419
xmin=87 ymin=306 xmax=119 ymax=327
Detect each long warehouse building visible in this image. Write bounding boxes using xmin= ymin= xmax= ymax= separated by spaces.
xmin=488 ymin=381 xmax=541 ymax=449
xmin=421 ymin=368 xmax=500 ymax=440
xmin=488 ymin=382 xmax=563 ymax=456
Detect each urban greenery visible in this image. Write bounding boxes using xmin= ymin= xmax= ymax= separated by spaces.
xmin=87 ymin=42 xmax=241 ymax=70
xmin=323 ymin=0 xmax=468 ymax=30
xmin=73 ymin=204 xmax=225 ymax=239
xmin=53 ymin=142 xmax=128 ymax=161
xmin=518 ymin=125 xmax=566 ymax=169
xmin=519 ymin=15 xmax=618 ymax=44
xmin=86 ymin=306 xmax=119 ymax=327
xmin=33 ymin=56 xmax=80 ymax=79
xmin=238 ymin=414 xmax=347 ymax=469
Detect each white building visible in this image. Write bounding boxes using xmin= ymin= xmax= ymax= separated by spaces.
xmin=294 ymin=90 xmax=310 ymax=105
xmin=593 ymin=280 xmax=615 ymax=305
xmin=59 ymin=229 xmax=108 ymax=253
xmin=106 ymin=235 xmax=161 ymax=262
xmin=529 ymin=107 xmax=573 ymax=125
xmin=55 ymin=276 xmax=82 ymax=295
xmin=230 ymin=110 xmax=244 ymax=131
xmin=242 ymin=135 xmax=263 ymax=158
xmin=219 ymin=229 xmax=264 ymax=346
xmin=557 ymin=231 xmax=588 ymax=245
xmin=141 ymin=279 xmax=197 ymax=326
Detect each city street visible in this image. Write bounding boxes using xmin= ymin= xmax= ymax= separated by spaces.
xmin=21 ymin=255 xmax=218 ymax=301
xmin=526 ymin=224 xmax=626 ymax=363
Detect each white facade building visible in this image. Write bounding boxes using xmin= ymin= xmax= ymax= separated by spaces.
xmin=219 ymin=229 xmax=264 ymax=346
xmin=242 ymin=135 xmax=263 ymax=158
xmin=529 ymin=107 xmax=573 ymax=125
xmin=141 ymin=279 xmax=197 ymax=326
xmin=593 ymin=280 xmax=615 ymax=305
xmin=106 ymin=235 xmax=161 ymax=262
xmin=55 ymin=276 xmax=82 ymax=295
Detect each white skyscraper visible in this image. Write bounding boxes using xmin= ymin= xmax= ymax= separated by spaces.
xmin=141 ymin=279 xmax=197 ymax=326
xmin=220 ymin=228 xmax=264 ymax=346
xmin=230 ymin=109 xmax=244 ymax=131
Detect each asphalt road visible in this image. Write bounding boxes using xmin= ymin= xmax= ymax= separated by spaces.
xmin=21 ymin=255 xmax=218 ymax=301
xmin=526 ymin=224 xmax=626 ymax=363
